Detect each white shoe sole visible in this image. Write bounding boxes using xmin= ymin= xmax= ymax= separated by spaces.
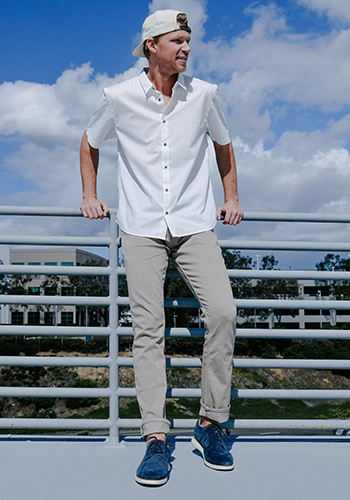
xmin=191 ymin=436 xmax=234 ymax=471
xmin=135 ymin=473 xmax=168 ymax=486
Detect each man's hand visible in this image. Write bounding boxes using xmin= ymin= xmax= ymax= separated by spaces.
xmin=80 ymin=197 xmax=109 ymax=219
xmin=217 ymin=200 xmax=244 ymax=226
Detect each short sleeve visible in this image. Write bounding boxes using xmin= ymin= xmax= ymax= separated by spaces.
xmin=86 ymin=91 xmax=116 ymax=149
xmin=207 ymin=87 xmax=231 ymax=146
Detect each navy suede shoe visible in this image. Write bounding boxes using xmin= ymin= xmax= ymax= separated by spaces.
xmin=192 ymin=421 xmax=234 ymax=471
xmin=135 ymin=439 xmax=172 ymax=486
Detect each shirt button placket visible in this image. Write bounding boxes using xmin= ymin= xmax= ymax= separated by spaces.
xmin=161 ymin=113 xmax=170 ymax=217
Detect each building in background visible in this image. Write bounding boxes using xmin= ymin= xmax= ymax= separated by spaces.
xmin=237 ymin=280 xmax=350 ymax=330
xmin=7 ymin=248 xmax=108 ymax=326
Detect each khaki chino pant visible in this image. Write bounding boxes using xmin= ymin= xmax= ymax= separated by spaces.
xmin=121 ymin=229 xmax=236 ymax=438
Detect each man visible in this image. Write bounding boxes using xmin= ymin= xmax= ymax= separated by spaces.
xmin=80 ymin=9 xmax=243 ymax=486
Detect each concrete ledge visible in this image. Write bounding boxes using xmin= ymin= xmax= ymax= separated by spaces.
xmin=1 ymin=435 xmax=349 ymax=500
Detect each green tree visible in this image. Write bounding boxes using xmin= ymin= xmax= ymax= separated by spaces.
xmin=253 ymin=255 xmax=299 ymax=324
xmin=315 ymin=253 xmax=350 ymax=300
xmin=5 ymin=273 xmax=33 ymax=318
xmin=0 ymin=260 xmax=8 ymax=295
xmin=222 ymin=249 xmax=254 ymax=301
xmin=39 ymin=274 xmax=71 ymax=324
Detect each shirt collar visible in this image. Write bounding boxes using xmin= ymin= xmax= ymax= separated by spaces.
xmin=139 ymin=69 xmax=187 ymax=95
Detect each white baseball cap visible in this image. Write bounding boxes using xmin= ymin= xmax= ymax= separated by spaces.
xmin=132 ymin=9 xmax=191 ymax=58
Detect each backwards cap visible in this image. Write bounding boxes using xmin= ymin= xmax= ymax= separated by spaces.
xmin=132 ymin=9 xmax=191 ymax=58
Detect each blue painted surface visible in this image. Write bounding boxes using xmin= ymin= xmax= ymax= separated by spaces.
xmin=1 ymin=435 xmax=349 ymax=500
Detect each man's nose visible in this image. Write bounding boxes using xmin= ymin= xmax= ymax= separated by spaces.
xmin=182 ymin=42 xmax=191 ymax=53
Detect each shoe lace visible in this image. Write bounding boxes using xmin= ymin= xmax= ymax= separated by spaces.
xmin=206 ymin=424 xmax=226 ymax=445
xmin=146 ymin=439 xmax=168 ymax=457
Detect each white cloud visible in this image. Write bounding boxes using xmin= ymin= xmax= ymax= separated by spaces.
xmin=198 ymin=4 xmax=350 ymax=115
xmin=0 ymin=62 xmax=144 ymax=145
xmin=296 ymin=0 xmax=350 ymax=23
xmin=0 ymin=59 xmax=144 ymax=218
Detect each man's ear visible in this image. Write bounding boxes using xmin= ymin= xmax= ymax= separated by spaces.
xmin=146 ymin=38 xmax=157 ymax=55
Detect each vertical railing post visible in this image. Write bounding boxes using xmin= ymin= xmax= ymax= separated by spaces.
xmin=108 ymin=211 xmax=119 ymax=444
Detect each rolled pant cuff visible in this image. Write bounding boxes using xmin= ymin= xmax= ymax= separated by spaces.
xmin=141 ymin=419 xmax=171 ymax=438
xmin=199 ymin=402 xmax=230 ymax=424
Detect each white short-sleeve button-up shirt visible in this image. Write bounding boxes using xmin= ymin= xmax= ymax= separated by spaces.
xmin=86 ymin=70 xmax=230 ymax=238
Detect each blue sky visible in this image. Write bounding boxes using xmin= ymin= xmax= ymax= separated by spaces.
xmin=1 ymin=0 xmax=350 ymax=269
xmin=0 ymin=0 xmax=336 ymax=83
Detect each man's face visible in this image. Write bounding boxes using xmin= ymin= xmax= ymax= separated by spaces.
xmin=149 ymin=29 xmax=191 ymax=74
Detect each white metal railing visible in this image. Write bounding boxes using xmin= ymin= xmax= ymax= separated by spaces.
xmin=0 ymin=207 xmax=350 ymax=441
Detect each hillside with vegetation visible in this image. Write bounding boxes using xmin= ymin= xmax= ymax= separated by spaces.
xmin=1 ymin=336 xmax=350 ymax=434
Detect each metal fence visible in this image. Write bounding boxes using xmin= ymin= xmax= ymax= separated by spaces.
xmin=1 ymin=207 xmax=350 ymax=442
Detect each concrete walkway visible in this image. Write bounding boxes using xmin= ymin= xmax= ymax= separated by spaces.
xmin=1 ymin=435 xmax=349 ymax=500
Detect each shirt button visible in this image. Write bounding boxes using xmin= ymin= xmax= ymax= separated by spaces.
xmin=163 ymin=120 xmax=166 ymax=123
xmin=165 ymin=211 xmax=169 ymax=215
xmin=164 ymin=166 xmax=168 ymax=169
xmin=165 ymin=189 xmax=168 ymax=192
xmin=163 ymin=143 xmax=167 ymax=146
xmin=158 ymin=98 xmax=162 ymax=102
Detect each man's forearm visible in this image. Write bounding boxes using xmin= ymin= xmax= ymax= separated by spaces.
xmin=214 ymin=141 xmax=239 ymax=203
xmin=80 ymin=131 xmax=100 ymax=199
xmin=214 ymin=141 xmax=243 ymax=226
xmin=79 ymin=131 xmax=109 ymax=219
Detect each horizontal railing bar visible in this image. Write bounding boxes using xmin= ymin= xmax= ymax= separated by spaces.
xmin=117 ymin=357 xmax=350 ymax=371
xmin=234 ymin=389 xmax=350 ymax=399
xmin=226 ymin=269 xmax=350 ymax=281
xmin=0 ymin=356 xmax=110 ymax=368
xmin=232 ymin=389 xmax=350 ymax=399
xmin=0 ymin=295 xmax=111 ymax=306
xmin=237 ymin=328 xmax=350 ymax=339
xmin=0 ymin=206 xmax=84 ymax=217
xmin=118 ymin=418 xmax=350 ymax=430
xmin=0 ymin=236 xmax=350 ymax=252
xmin=1 ymin=417 xmax=349 ymax=432
xmin=2 ymin=354 xmax=349 ymax=371
xmin=232 ymin=359 xmax=350 ymax=370
xmin=243 ymin=212 xmax=350 ymax=223
xmin=0 ymin=326 xmax=111 ymax=336
xmin=117 ymin=388 xmax=350 ymax=399
xmin=3 ymin=295 xmax=349 ymax=309
xmin=165 ymin=327 xmax=205 ymax=337
xmin=0 ymin=418 xmax=111 ymax=429
xmin=0 ymin=265 xmax=112 ymax=276
xmin=218 ymin=240 xmax=350 ymax=252
xmin=120 ymin=267 xmax=350 ymax=281
xmin=162 ymin=298 xmax=350 ymax=310
xmin=0 ymin=387 xmax=111 ymax=398
xmin=1 ymin=208 xmax=348 ymax=223
xmin=164 ymin=268 xmax=350 ymax=281
xmin=235 ymin=299 xmax=350 ymax=310
xmin=0 ymin=235 xmax=320 ymax=252
xmin=117 ymin=326 xmax=350 ymax=339
xmin=163 ymin=269 xmax=350 ymax=282
xmin=0 ymin=236 xmax=110 ymax=246
xmin=223 ymin=419 xmax=350 ymax=430
xmin=2 ymin=324 xmax=333 ymax=340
